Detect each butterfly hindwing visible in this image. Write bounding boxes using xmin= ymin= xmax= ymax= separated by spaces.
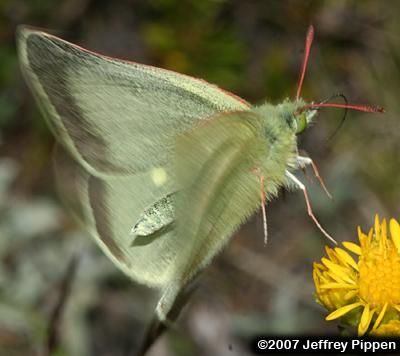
xmin=156 ymin=111 xmax=267 ymax=319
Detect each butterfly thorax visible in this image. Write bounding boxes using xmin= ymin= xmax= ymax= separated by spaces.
xmin=252 ymin=99 xmax=307 ymax=198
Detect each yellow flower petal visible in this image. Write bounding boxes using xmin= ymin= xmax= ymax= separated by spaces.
xmin=390 ymin=219 xmax=400 ymax=253
xmin=325 ymin=272 xmax=348 ymax=284
xmin=326 ymin=302 xmax=363 ymax=321
xmin=319 ymin=283 xmax=356 ymax=290
xmin=375 ymin=215 xmax=381 ymax=239
xmin=367 ymin=228 xmax=373 ymax=245
xmin=325 ymin=246 xmax=340 ymax=264
xmin=342 ymin=241 xmax=361 ymax=255
xmin=313 ymin=270 xmax=321 ymax=293
xmin=372 ymin=303 xmax=388 ymax=331
xmin=334 ymin=248 xmax=358 ymax=271
xmin=358 ymin=226 xmax=367 ymax=247
xmin=321 ymin=258 xmax=354 ymax=284
xmin=381 ymin=219 xmax=387 ymax=245
xmin=358 ymin=305 xmax=374 ymax=336
xmin=313 ymin=262 xmax=324 ymax=271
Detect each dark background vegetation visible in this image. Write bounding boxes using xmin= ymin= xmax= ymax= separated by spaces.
xmin=0 ymin=0 xmax=399 ymax=355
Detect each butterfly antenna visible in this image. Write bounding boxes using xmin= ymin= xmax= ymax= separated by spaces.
xmin=302 ymin=102 xmax=384 ymax=113
xmin=296 ymin=24 xmax=314 ymax=100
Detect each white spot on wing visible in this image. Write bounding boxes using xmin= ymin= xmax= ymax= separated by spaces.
xmin=151 ymin=167 xmax=168 ymax=186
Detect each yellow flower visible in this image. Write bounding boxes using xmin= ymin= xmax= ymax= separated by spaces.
xmin=313 ymin=215 xmax=400 ymax=336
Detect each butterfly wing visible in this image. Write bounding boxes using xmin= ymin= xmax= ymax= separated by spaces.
xmin=17 ymin=26 xmax=250 ymax=177
xmin=156 ymin=111 xmax=267 ymax=319
xmin=53 ymin=147 xmax=177 ymax=287
xmin=17 ymin=26 xmax=252 ymax=288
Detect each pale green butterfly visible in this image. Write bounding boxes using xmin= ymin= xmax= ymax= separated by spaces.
xmin=17 ymin=25 xmax=383 ymax=335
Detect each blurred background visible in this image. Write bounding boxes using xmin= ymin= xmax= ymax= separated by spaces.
xmin=0 ymin=0 xmax=399 ymax=355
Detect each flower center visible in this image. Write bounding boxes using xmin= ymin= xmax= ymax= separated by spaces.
xmin=358 ymin=240 xmax=400 ymax=307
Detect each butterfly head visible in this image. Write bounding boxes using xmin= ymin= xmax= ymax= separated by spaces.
xmin=272 ymin=99 xmax=317 ymax=135
xmin=293 ymin=104 xmax=318 ymax=134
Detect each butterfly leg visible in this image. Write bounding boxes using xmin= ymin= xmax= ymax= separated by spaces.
xmin=259 ymin=175 xmax=268 ymax=244
xmin=296 ymin=156 xmax=332 ymax=199
xmin=285 ymin=170 xmax=337 ymax=245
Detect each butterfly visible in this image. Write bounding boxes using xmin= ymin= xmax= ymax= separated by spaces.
xmin=17 ymin=25 xmax=383 ymax=326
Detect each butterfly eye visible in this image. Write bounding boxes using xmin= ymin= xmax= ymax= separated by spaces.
xmin=296 ymin=112 xmax=308 ymax=134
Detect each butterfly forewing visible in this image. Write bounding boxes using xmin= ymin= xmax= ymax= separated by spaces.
xmin=17 ymin=26 xmax=250 ymax=177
